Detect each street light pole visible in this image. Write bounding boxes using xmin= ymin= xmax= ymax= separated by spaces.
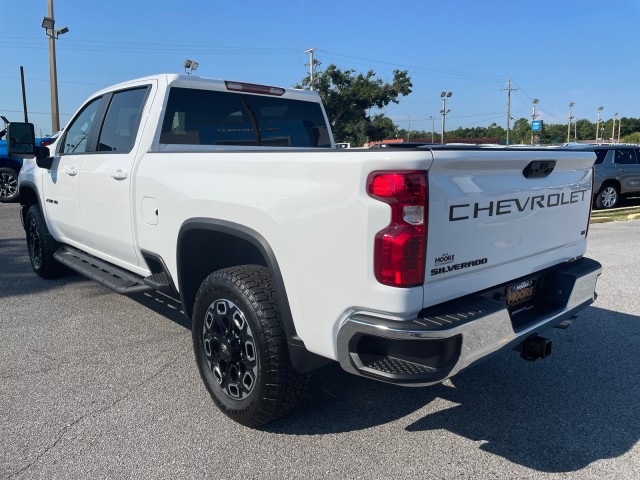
xmin=46 ymin=0 xmax=59 ymax=133
xmin=531 ymin=98 xmax=539 ymax=145
xmin=42 ymin=0 xmax=68 ymax=133
xmin=567 ymin=102 xmax=575 ymax=143
xmin=440 ymin=91 xmax=452 ymax=144
xmin=612 ymin=112 xmax=618 ymax=143
xmin=618 ymin=119 xmax=622 ymax=143
xmin=596 ymin=106 xmax=604 ymax=143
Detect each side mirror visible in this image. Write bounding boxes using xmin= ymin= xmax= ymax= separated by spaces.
xmin=35 ymin=146 xmax=54 ymax=169
xmin=6 ymin=122 xmax=36 ymax=156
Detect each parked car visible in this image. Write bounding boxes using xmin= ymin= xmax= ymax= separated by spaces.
xmin=590 ymin=145 xmax=640 ymax=209
xmin=0 ymin=134 xmax=57 ymax=203
xmin=369 ymin=141 xmax=438 ymax=149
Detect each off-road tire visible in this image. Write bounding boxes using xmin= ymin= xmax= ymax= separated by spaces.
xmin=192 ymin=265 xmax=308 ymax=427
xmin=25 ymin=205 xmax=65 ymax=278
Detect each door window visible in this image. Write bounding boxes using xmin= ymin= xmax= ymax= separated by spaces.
xmin=97 ymin=87 xmax=149 ymax=153
xmin=61 ymin=97 xmax=102 ymax=154
xmin=614 ymin=148 xmax=638 ymax=165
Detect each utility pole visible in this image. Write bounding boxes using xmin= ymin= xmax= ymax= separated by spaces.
xmin=567 ymin=102 xmax=575 ymax=143
xmin=304 ymin=48 xmax=317 ymax=91
xmin=501 ymin=78 xmax=517 ymax=145
xmin=429 ymin=115 xmax=434 ymax=142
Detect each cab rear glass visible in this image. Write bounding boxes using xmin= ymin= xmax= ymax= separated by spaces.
xmin=160 ymin=87 xmax=331 ymax=148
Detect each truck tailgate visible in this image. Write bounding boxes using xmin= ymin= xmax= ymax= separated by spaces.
xmin=423 ymin=148 xmax=595 ymax=308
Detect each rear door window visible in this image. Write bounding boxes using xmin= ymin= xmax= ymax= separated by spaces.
xmin=593 ymin=150 xmax=608 ymax=165
xmin=614 ymin=148 xmax=637 ymax=165
xmin=160 ymin=87 xmax=330 ymax=148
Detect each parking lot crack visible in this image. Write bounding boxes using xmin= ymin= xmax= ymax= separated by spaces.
xmin=7 ymin=359 xmax=175 ymax=479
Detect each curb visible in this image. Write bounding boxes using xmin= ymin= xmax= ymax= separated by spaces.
xmin=590 ymin=206 xmax=640 ymax=224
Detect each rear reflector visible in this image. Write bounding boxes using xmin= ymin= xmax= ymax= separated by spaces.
xmin=367 ymin=171 xmax=428 ymax=288
xmin=225 ymin=81 xmax=285 ymax=96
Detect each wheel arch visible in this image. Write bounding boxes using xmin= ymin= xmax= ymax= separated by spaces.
xmin=600 ymin=178 xmax=621 ymax=192
xmin=18 ymin=182 xmax=43 ymax=229
xmin=176 ymin=219 xmax=330 ymax=372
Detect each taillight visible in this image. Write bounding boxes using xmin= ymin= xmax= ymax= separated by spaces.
xmin=367 ymin=171 xmax=428 ymax=287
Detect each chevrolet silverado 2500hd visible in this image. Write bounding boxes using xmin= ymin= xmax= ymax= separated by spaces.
xmin=7 ymin=74 xmax=602 ymax=427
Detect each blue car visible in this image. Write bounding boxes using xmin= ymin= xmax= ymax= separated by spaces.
xmin=0 ymin=136 xmax=55 ymax=203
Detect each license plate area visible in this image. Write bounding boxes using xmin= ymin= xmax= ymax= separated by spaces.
xmin=506 ymin=278 xmax=537 ymax=311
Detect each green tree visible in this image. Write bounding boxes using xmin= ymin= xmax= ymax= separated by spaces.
xmin=368 ymin=114 xmax=398 ymax=142
xmin=299 ymin=65 xmax=412 ymax=145
xmin=622 ymin=132 xmax=640 ymax=143
xmin=511 ymin=118 xmax=531 ymax=144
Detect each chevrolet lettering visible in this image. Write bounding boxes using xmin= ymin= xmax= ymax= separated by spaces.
xmin=449 ymin=189 xmax=589 ymax=222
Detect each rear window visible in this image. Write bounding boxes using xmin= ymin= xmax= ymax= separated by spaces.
xmin=160 ymin=87 xmax=331 ymax=148
xmin=594 ymin=150 xmax=608 ymax=164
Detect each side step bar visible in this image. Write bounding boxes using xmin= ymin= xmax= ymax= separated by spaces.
xmin=54 ymin=246 xmax=155 ymax=294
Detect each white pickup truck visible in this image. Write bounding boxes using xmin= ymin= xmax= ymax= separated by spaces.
xmin=7 ymin=74 xmax=601 ymax=427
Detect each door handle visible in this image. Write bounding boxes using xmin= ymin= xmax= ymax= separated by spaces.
xmin=111 ymin=170 xmax=128 ymax=180
xmin=65 ymin=167 xmax=78 ymax=176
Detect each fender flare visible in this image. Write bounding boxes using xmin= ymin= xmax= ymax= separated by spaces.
xmin=177 ymin=218 xmax=330 ymax=373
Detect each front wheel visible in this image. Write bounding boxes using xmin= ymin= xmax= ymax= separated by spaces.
xmin=192 ymin=265 xmax=308 ymax=427
xmin=0 ymin=167 xmax=19 ymax=203
xmin=595 ymin=183 xmax=619 ymax=209
xmin=25 ymin=205 xmax=64 ymax=278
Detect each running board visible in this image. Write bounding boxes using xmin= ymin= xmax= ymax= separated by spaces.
xmin=54 ymin=246 xmax=153 ymax=294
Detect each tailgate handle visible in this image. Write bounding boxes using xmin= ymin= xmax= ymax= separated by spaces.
xmin=523 ymin=160 xmax=556 ymax=178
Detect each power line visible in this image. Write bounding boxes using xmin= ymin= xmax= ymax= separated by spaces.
xmin=318 ymin=50 xmax=506 ymax=82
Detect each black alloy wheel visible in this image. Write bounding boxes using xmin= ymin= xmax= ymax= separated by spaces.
xmin=202 ymin=298 xmax=258 ymax=400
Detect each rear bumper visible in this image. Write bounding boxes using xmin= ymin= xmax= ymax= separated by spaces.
xmin=337 ymin=257 xmax=602 ymax=386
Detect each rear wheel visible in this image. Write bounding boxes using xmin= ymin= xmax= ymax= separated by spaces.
xmin=0 ymin=167 xmax=19 ymax=203
xmin=595 ymin=183 xmax=619 ymax=209
xmin=192 ymin=265 xmax=308 ymax=427
xmin=25 ymin=205 xmax=64 ymax=278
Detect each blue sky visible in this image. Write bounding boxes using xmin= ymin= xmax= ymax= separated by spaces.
xmin=1 ymin=0 xmax=639 ymax=137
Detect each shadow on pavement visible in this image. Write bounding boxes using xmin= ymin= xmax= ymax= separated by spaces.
xmin=268 ymin=306 xmax=639 ymax=473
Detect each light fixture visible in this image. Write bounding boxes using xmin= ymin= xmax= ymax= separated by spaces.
xmin=42 ymin=16 xmax=54 ymax=29
xmin=184 ymin=59 xmax=199 ymax=75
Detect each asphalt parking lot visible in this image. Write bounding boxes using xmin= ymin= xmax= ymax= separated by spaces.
xmin=1 ymin=202 xmax=639 ymax=479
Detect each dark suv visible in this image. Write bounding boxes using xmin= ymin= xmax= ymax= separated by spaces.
xmin=591 ymin=145 xmax=640 ymax=209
